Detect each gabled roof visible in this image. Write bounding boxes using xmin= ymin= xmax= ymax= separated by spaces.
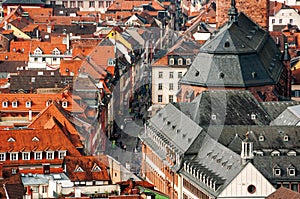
xmin=64 ymin=156 xmax=110 ymax=182
xmin=180 ymin=13 xmax=284 ymax=87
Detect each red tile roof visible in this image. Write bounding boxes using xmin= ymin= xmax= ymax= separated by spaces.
xmin=64 ymin=156 xmax=110 ymax=182
xmin=108 ymin=1 xmax=151 ymax=11
xmin=60 ymin=60 xmax=83 ymax=76
xmin=266 ymin=187 xmax=300 ymax=199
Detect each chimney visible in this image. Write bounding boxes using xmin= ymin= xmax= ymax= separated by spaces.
xmin=241 ymin=131 xmax=254 ymax=165
xmin=0 ymin=163 xmax=3 ymax=179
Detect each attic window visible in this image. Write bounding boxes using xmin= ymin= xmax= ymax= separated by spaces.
xmin=32 ymin=137 xmax=39 ymax=142
xmin=169 ymin=58 xmax=174 ymax=65
xmin=92 ymin=164 xmax=101 ymax=172
xmin=2 ymin=101 xmax=8 ymax=108
xmin=75 ymin=166 xmax=84 ymax=172
xmin=258 ymin=135 xmax=264 ymax=141
xmin=273 ymin=168 xmax=281 ymax=176
xmin=287 ymin=150 xmax=296 ymax=156
xmin=271 ymin=150 xmax=280 ymax=156
xmin=252 ymin=72 xmax=257 ymax=79
xmin=26 ymin=101 xmax=32 ymax=108
xmin=219 ymin=72 xmax=224 ymax=79
xmin=62 ymin=101 xmax=68 ymax=108
xmin=178 ymin=58 xmax=183 ymax=65
xmin=12 ymin=101 xmax=18 ymax=108
xmin=254 ymin=150 xmax=263 ymax=156
xmin=186 ymin=58 xmax=191 ymax=65
xmin=195 ymin=70 xmax=200 ymax=77
xmin=211 ymin=114 xmax=216 ymax=120
xmin=283 ymin=135 xmax=289 ymax=141
xmin=224 ymin=41 xmax=230 ymax=48
xmin=251 ymin=114 xmax=256 ymax=120
xmin=176 ymin=129 xmax=181 ymax=133
xmin=8 ymin=137 xmax=15 ymax=142
xmin=288 ymin=167 xmax=296 ymax=176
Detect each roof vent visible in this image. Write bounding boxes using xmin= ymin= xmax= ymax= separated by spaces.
xmin=250 ymin=30 xmax=256 ymax=35
xmin=252 ymin=72 xmax=257 ymax=79
xmin=166 ymin=121 xmax=171 ymax=125
xmin=258 ymin=135 xmax=264 ymax=141
xmin=195 ymin=70 xmax=200 ymax=77
xmin=187 ymin=138 xmax=192 ymax=143
xmin=182 ymin=133 xmax=186 ymax=138
xmin=224 ymin=41 xmax=230 ymax=48
xmin=219 ymin=72 xmax=225 ymax=79
xmin=172 ymin=125 xmax=176 ymax=129
xmin=246 ymin=35 xmax=253 ymax=40
xmin=176 ymin=129 xmax=181 ymax=133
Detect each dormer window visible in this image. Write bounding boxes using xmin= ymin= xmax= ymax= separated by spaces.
xmin=178 ymin=58 xmax=183 ymax=65
xmin=26 ymin=101 xmax=32 ymax=108
xmin=2 ymin=101 xmax=8 ymax=108
xmin=186 ymin=58 xmax=191 ymax=65
xmin=108 ymin=58 xmax=115 ymax=66
xmin=46 ymin=151 xmax=54 ymax=160
xmin=7 ymin=137 xmax=15 ymax=142
xmin=254 ymin=150 xmax=264 ymax=156
xmin=92 ymin=164 xmax=101 ymax=172
xmin=75 ymin=166 xmax=84 ymax=172
xmin=32 ymin=136 xmax=39 ymax=142
xmin=271 ymin=150 xmax=280 ymax=156
xmin=287 ymin=150 xmax=296 ymax=156
xmin=283 ymin=135 xmax=289 ymax=141
xmin=58 ymin=151 xmax=66 ymax=159
xmin=258 ymin=135 xmax=264 ymax=141
xmin=34 ymin=47 xmax=43 ymax=55
xmin=12 ymin=100 xmax=18 ymax=108
xmin=288 ymin=168 xmax=296 ymax=176
xmin=211 ymin=114 xmax=216 ymax=120
xmin=52 ymin=48 xmax=60 ymax=55
xmin=0 ymin=153 xmax=6 ymax=161
xmin=34 ymin=152 xmax=42 ymax=160
xmin=22 ymin=152 xmax=30 ymax=160
xmin=62 ymin=101 xmax=68 ymax=108
xmin=273 ymin=167 xmax=281 ymax=176
xmin=10 ymin=153 xmax=18 ymax=161
xmin=251 ymin=113 xmax=256 ymax=120
xmin=169 ymin=58 xmax=174 ymax=65
xmin=46 ymin=99 xmax=52 ymax=107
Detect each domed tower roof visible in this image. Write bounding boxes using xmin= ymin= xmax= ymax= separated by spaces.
xmin=180 ymin=9 xmax=284 ymax=88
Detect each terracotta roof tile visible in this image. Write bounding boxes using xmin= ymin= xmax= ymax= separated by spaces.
xmin=108 ymin=1 xmax=151 ymax=11
xmin=64 ymin=156 xmax=110 ymax=182
xmin=266 ymin=187 xmax=300 ymax=199
xmin=60 ymin=60 xmax=83 ymax=76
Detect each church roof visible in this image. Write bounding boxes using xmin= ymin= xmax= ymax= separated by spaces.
xmin=180 ymin=12 xmax=284 ymax=87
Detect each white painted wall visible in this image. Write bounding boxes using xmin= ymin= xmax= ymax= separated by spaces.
xmin=218 ymin=163 xmax=276 ymax=199
xmin=269 ymin=8 xmax=300 ymax=31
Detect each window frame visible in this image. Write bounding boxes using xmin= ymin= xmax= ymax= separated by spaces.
xmin=10 ymin=152 xmax=18 ymax=161
xmin=169 ymin=72 xmax=174 ymax=78
xmin=0 ymin=153 xmax=6 ymax=161
xmin=158 ymin=71 xmax=163 ymax=78
xmin=34 ymin=151 xmax=42 ymax=160
xmin=22 ymin=152 xmax=30 ymax=160
xmin=158 ymin=95 xmax=163 ymax=103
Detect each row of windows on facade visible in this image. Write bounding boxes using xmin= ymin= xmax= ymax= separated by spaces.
xmin=0 ymin=151 xmax=67 ymax=161
xmin=158 ymin=83 xmax=180 ymax=91
xmin=254 ymin=149 xmax=296 ymax=157
xmin=169 ymin=58 xmax=191 ymax=66
xmin=54 ymin=0 xmax=112 ymax=8
xmin=271 ymin=18 xmax=293 ymax=24
xmin=158 ymin=71 xmax=183 ymax=79
xmin=1 ymin=100 xmax=68 ymax=108
xmin=33 ymin=57 xmax=59 ymax=62
xmin=157 ymin=95 xmax=174 ymax=103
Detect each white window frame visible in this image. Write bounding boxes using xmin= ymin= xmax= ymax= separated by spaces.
xmin=58 ymin=151 xmax=66 ymax=159
xmin=12 ymin=101 xmax=18 ymax=108
xmin=178 ymin=58 xmax=183 ymax=65
xmin=288 ymin=168 xmax=296 ymax=176
xmin=0 ymin=153 xmax=6 ymax=161
xmin=169 ymin=83 xmax=173 ymax=90
xmin=34 ymin=151 xmax=42 ymax=160
xmin=169 ymin=58 xmax=174 ymax=65
xmin=62 ymin=101 xmax=68 ymax=108
xmin=258 ymin=135 xmax=264 ymax=141
xmin=271 ymin=150 xmax=280 ymax=156
xmin=169 ymin=95 xmax=173 ymax=102
xmin=46 ymin=151 xmax=54 ymax=160
xmin=22 ymin=152 xmax=30 ymax=160
xmin=10 ymin=152 xmax=18 ymax=161
xmin=34 ymin=48 xmax=43 ymax=55
xmin=2 ymin=101 xmax=8 ymax=108
xmin=158 ymin=71 xmax=163 ymax=78
xmin=274 ymin=168 xmax=281 ymax=176
xmin=251 ymin=113 xmax=256 ymax=120
xmin=169 ymin=72 xmax=174 ymax=78
xmin=25 ymin=101 xmax=31 ymax=108
xmin=283 ymin=135 xmax=289 ymax=141
xmin=287 ymin=150 xmax=296 ymax=156
xmin=158 ymin=95 xmax=163 ymax=103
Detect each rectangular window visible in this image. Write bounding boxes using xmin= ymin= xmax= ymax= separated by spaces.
xmin=10 ymin=153 xmax=18 ymax=161
xmin=279 ymin=19 xmax=282 ymax=24
xmin=290 ymin=19 xmax=293 ymax=24
xmin=272 ymin=19 xmax=275 ymax=24
xmin=26 ymin=101 xmax=31 ymax=108
xmin=2 ymin=101 xmax=8 ymax=108
xmin=12 ymin=101 xmax=17 ymax=108
xmin=106 ymin=1 xmax=111 ymax=7
xmin=59 ymin=151 xmax=66 ymax=159
xmin=50 ymin=1 xmax=56 ymax=5
xmin=62 ymin=1 xmax=68 ymax=7
xmin=70 ymin=1 xmax=76 ymax=8
xmin=178 ymin=58 xmax=183 ymax=65
xmin=158 ymin=71 xmax=163 ymax=78
xmin=158 ymin=95 xmax=162 ymax=103
xmin=34 ymin=57 xmax=38 ymax=62
xmin=22 ymin=152 xmax=30 ymax=160
xmin=42 ymin=186 xmax=48 ymax=193
xmin=47 ymin=152 xmax=54 ymax=160
xmin=169 ymin=83 xmax=173 ymax=90
xmin=35 ymin=152 xmax=42 ymax=160
xmin=99 ymin=1 xmax=104 ymax=7
xmin=0 ymin=153 xmax=5 ymax=161
xmin=89 ymin=1 xmax=95 ymax=7
xmin=78 ymin=1 xmax=83 ymax=7
xmin=178 ymin=72 xmax=182 ymax=78
xmin=169 ymin=72 xmax=174 ymax=78
xmin=158 ymin=83 xmax=162 ymax=90
xmin=169 ymin=95 xmax=173 ymax=102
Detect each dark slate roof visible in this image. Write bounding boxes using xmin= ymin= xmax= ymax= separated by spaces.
xmin=260 ymin=101 xmax=300 ymax=120
xmin=9 ymin=70 xmax=74 ymax=93
xmin=53 ymin=25 xmax=96 ymax=35
xmin=148 ymin=103 xmax=204 ymax=153
xmin=208 ymin=125 xmax=300 ymax=154
xmin=0 ymin=61 xmax=27 ymax=73
xmin=180 ymin=135 xmax=244 ymax=197
xmin=2 ymin=0 xmax=45 ymax=5
xmin=176 ymin=90 xmax=271 ymax=126
xmin=253 ymin=156 xmax=300 ymax=183
xmin=180 ymin=12 xmax=284 ymax=87
xmin=270 ymin=104 xmax=300 ymax=125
